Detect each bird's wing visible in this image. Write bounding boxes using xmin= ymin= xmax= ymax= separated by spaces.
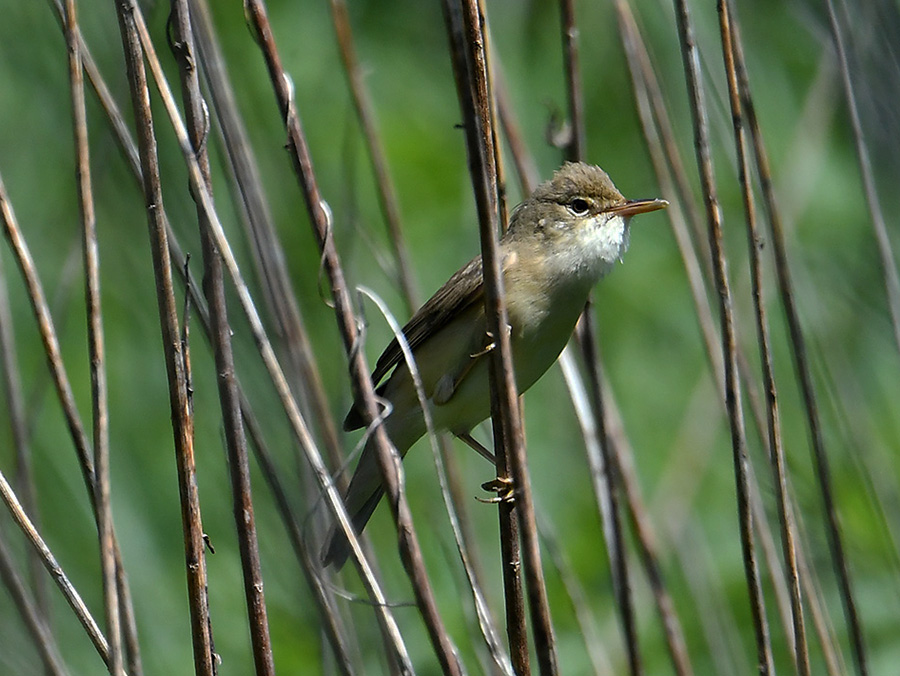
xmin=343 ymin=254 xmax=485 ymax=431
xmin=373 ymin=255 xmax=485 ymax=385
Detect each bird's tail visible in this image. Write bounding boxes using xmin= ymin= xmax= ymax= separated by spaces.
xmin=320 ymin=485 xmax=384 ymax=570
xmin=320 ymin=414 xmax=424 ymax=570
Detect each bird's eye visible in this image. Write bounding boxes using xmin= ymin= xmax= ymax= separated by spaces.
xmin=569 ymin=198 xmax=591 ymax=216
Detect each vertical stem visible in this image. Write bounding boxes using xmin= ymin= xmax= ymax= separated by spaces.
xmin=672 ymin=0 xmax=774 ymax=672
xmin=560 ymin=3 xmax=642 ymax=672
xmin=731 ymin=1 xmax=869 ymax=672
xmin=438 ymin=3 xmax=530 ymax=673
xmin=456 ymin=0 xmax=559 ymax=673
xmin=111 ymin=3 xmax=215 ymax=674
xmin=719 ymin=4 xmax=810 ymax=674
xmin=65 ymin=0 xmax=121 ymax=673
xmin=575 ymin=318 xmax=642 ymax=676
xmin=169 ymin=2 xmax=275 ymax=673
xmin=243 ymin=2 xmax=460 ymax=672
xmin=558 ymin=0 xmax=585 ymax=163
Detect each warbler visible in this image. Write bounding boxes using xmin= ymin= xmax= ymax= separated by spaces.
xmin=323 ymin=161 xmax=666 ymax=568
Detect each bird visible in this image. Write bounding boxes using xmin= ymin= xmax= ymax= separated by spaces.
xmin=322 ymin=161 xmax=666 ymax=568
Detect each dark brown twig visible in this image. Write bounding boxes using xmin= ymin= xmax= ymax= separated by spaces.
xmin=329 ymin=0 xmax=419 ymax=312
xmin=188 ymin=0 xmax=346 ymax=478
xmin=243 ymin=2 xmax=461 ymax=673
xmin=169 ymin=2 xmax=274 ymax=673
xmin=729 ymin=3 xmax=869 ymax=673
xmin=439 ymin=3 xmax=530 ymax=673
xmin=111 ymin=4 xmax=215 ymax=675
xmin=65 ymin=0 xmax=122 ymax=673
xmin=718 ymin=3 xmax=810 ymax=673
xmin=455 ymin=0 xmax=558 ymax=673
xmin=672 ymin=0 xmax=773 ymax=672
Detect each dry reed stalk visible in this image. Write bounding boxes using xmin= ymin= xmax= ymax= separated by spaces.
xmin=440 ymin=1 xmax=530 ymax=672
xmin=170 ymin=2 xmax=279 ymax=673
xmin=242 ymin=2 xmax=461 ymax=672
xmin=718 ymin=3 xmax=810 ymax=672
xmin=672 ymin=0 xmax=774 ymax=671
xmin=111 ymin=3 xmax=216 ymax=674
xmin=64 ymin=0 xmax=122 ymax=673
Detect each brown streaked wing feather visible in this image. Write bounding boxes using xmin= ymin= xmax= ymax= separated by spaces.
xmin=370 ymin=254 xmax=484 ymax=385
xmin=343 ymin=254 xmax=485 ymax=431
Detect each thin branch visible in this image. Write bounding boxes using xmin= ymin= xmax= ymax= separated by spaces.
xmin=0 ymin=530 xmax=70 ymax=676
xmin=558 ymin=0 xmax=585 ymax=163
xmin=188 ymin=0 xmax=346 ymax=478
xmin=111 ymin=4 xmax=215 ymax=675
xmin=535 ymin=508 xmax=612 ymax=676
xmin=672 ymin=0 xmax=773 ymax=672
xmin=169 ymin=2 xmax=275 ymax=673
xmin=718 ymin=3 xmax=809 ymax=673
xmin=64 ymin=0 xmax=121 ymax=673
xmin=457 ymin=0 xmax=559 ymax=673
xmin=0 ymin=466 xmax=112 ymax=668
xmin=242 ymin=2 xmax=459 ymax=672
xmin=730 ymin=3 xmax=869 ymax=672
xmin=573 ymin=315 xmax=642 ymax=676
xmin=440 ymin=4 xmax=530 ymax=672
xmin=556 ymin=5 xmax=645 ymax=669
xmin=601 ymin=379 xmax=695 ymax=676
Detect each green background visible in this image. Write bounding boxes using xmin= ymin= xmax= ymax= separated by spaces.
xmin=1 ymin=0 xmax=899 ymax=673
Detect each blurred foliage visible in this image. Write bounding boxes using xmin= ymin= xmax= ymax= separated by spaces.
xmin=1 ymin=0 xmax=899 ymax=674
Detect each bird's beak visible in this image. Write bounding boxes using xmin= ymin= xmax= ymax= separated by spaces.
xmin=609 ymin=198 xmax=668 ymax=218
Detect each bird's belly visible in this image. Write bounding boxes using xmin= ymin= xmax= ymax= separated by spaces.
xmin=433 ymin=288 xmax=587 ymax=434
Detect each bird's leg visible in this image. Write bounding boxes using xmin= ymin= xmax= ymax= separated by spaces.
xmin=456 ymin=432 xmax=495 ymax=464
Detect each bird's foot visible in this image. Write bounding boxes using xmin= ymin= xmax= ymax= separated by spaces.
xmin=477 ymin=476 xmax=515 ymax=503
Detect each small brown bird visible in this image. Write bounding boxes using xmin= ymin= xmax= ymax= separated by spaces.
xmin=323 ymin=162 xmax=666 ymax=568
